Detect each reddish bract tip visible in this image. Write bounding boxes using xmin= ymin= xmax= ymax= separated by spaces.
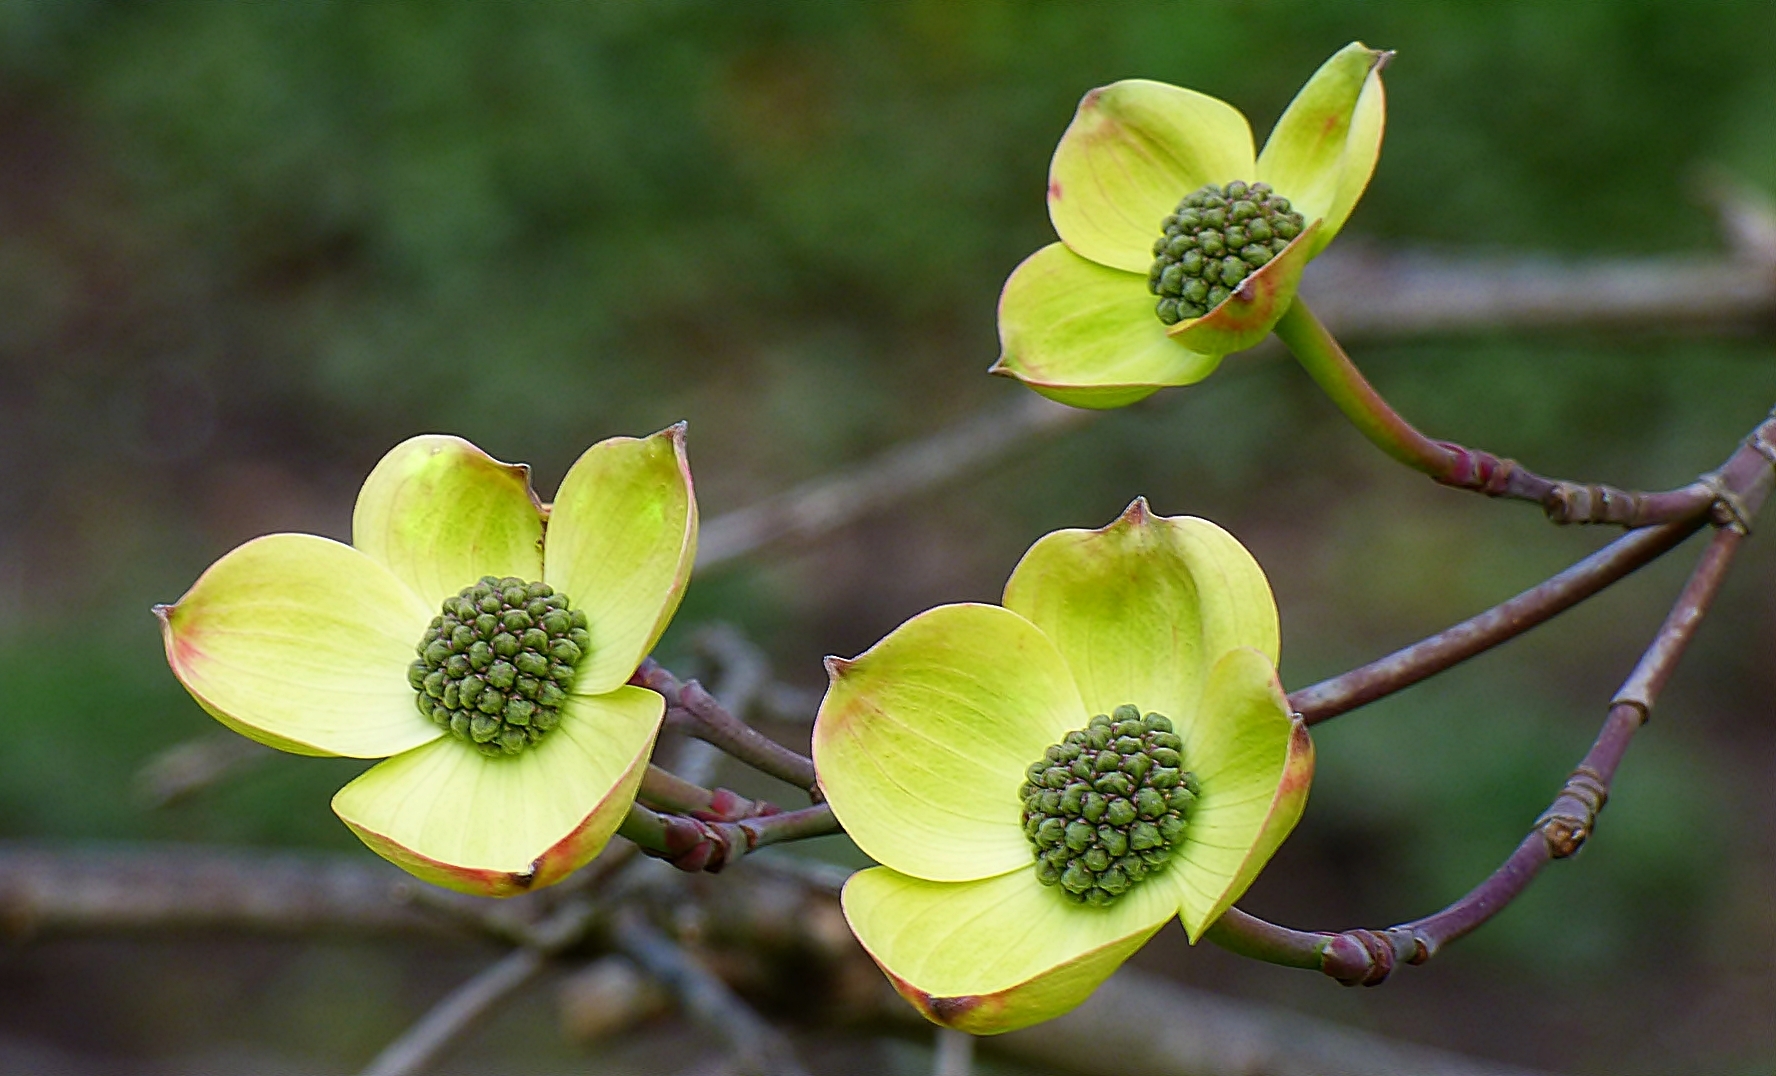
xmin=1279 ymin=719 xmax=1315 ymax=797
xmin=1119 ymin=496 xmax=1155 ymax=525
xmin=925 ymin=993 xmax=985 ymax=1025
xmin=823 ymin=655 xmax=855 ymax=679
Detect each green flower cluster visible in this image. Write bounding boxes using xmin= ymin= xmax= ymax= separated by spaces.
xmin=409 ymin=576 xmax=591 ymax=756
xmin=1148 ymin=182 xmax=1306 ymax=325
xmin=1021 ymin=705 xmax=1200 ymax=905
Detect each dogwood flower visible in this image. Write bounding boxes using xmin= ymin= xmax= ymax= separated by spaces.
xmin=813 ymin=500 xmax=1312 ymax=1032
xmin=157 ymin=428 xmax=696 ymax=896
xmin=995 ymin=42 xmax=1388 ymax=408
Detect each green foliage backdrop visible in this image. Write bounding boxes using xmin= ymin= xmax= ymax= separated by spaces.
xmin=0 ymin=2 xmax=1771 ymax=1072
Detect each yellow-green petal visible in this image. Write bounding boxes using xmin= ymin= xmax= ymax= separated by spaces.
xmin=1003 ymin=499 xmax=1279 ymax=726
xmin=813 ymin=603 xmax=1086 ymax=883
xmin=843 ymin=864 xmax=1179 ymax=1034
xmin=1048 ymin=79 xmax=1256 ymax=273
xmin=157 ymin=533 xmax=440 ymax=758
xmin=332 ymin=684 xmax=663 ymax=897
xmin=352 ymin=435 xmax=545 ymax=611
xmin=543 ymin=425 xmax=697 ymax=695
xmin=1164 ymin=219 xmax=1321 ymax=357
xmin=1173 ymin=647 xmax=1312 ymax=940
xmin=1256 ymin=42 xmax=1388 ymax=258
xmin=993 ymin=243 xmax=1222 ymax=410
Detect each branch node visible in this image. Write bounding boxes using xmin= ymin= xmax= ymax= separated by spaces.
xmin=1604 ymin=695 xmax=1652 ymax=726
xmin=650 ymin=814 xmax=741 ymax=874
xmin=694 ymin=787 xmax=783 ymax=825
xmin=1320 ymin=926 xmax=1418 ymax=986
xmin=1703 ymin=471 xmax=1756 ymax=534
xmin=1539 ymin=479 xmax=1650 ymax=526
xmin=1535 ymin=764 xmax=1610 ymax=859
xmin=1431 ymin=441 xmax=1518 ymax=497
xmin=1750 ymin=418 xmax=1776 ymax=469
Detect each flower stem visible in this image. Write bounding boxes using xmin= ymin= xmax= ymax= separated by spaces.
xmin=1273 ymin=298 xmax=1454 ymax=475
xmin=638 ymin=764 xmax=782 ymax=823
xmin=1273 ymin=298 xmax=1728 ymax=526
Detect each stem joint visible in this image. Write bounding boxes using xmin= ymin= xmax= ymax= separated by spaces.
xmin=1535 ymin=764 xmax=1610 ymax=859
xmin=1319 ymin=926 xmax=1422 ymax=987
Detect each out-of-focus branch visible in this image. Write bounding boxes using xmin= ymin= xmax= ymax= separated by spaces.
xmin=992 ymin=964 xmax=1557 ymax=1076
xmin=1214 ymin=519 xmax=1753 ymax=986
xmin=696 ymin=393 xmax=1090 ymax=571
xmin=357 ymin=892 xmax=607 ymax=1076
xmin=358 ymin=946 xmax=548 ymax=1076
xmin=1301 ymin=240 xmax=1775 ymax=339
xmin=1697 ymin=168 xmax=1776 ymax=266
xmin=0 ymin=843 xmax=444 ymax=938
xmin=0 ymin=840 xmax=1558 ymax=1076
xmin=933 ymin=1028 xmax=974 ymax=1076
xmin=611 ymin=906 xmax=810 ymax=1076
xmin=1290 ymin=406 xmax=1776 ymax=723
xmin=133 ymin=732 xmax=272 ymax=808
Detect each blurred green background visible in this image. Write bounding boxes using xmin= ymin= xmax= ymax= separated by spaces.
xmin=0 ymin=1 xmax=1772 ymax=1073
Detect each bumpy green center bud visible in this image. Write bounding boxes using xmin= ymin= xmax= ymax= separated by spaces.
xmin=1148 ymin=181 xmax=1306 ymax=326
xmin=1020 ymin=704 xmax=1199 ymax=907
xmin=408 ymin=576 xmax=590 ymax=758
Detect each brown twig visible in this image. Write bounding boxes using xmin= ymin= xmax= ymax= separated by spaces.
xmin=634 ymin=659 xmax=819 ymax=794
xmin=1210 ymin=521 xmax=1752 ymax=985
xmin=1290 ymin=406 xmax=1776 ymax=724
xmin=658 ymin=623 xmax=778 ymax=793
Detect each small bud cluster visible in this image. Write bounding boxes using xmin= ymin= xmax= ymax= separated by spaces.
xmin=1148 ymin=181 xmax=1306 ymax=325
xmin=1021 ymin=705 xmax=1199 ymax=906
xmin=409 ymin=577 xmax=590 ymax=757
